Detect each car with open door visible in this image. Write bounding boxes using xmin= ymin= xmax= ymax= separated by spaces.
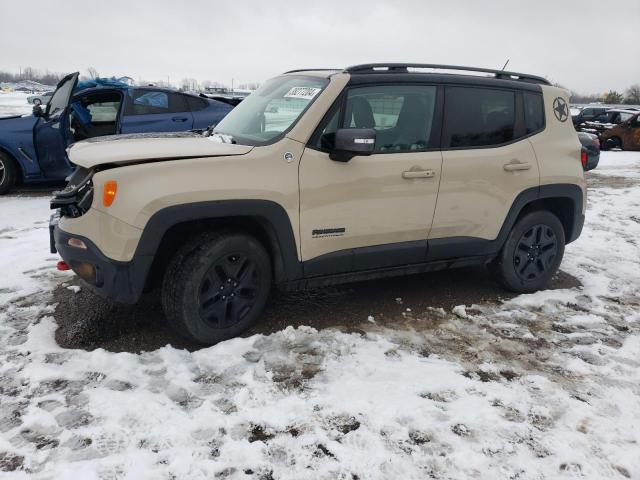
xmin=0 ymin=73 xmax=233 ymax=194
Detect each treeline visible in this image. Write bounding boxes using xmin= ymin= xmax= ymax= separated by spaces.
xmin=0 ymin=67 xmax=65 ymax=86
xmin=571 ymin=84 xmax=640 ymax=105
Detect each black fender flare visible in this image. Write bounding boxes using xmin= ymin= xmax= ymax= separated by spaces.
xmin=135 ymin=199 xmax=303 ymax=282
xmin=427 ymin=184 xmax=584 ymax=261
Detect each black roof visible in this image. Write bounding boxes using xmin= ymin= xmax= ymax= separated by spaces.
xmin=284 ymin=63 xmax=550 ymax=89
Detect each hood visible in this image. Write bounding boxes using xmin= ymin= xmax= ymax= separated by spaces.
xmin=0 ymin=115 xmax=23 ymax=121
xmin=68 ymin=133 xmax=254 ymax=169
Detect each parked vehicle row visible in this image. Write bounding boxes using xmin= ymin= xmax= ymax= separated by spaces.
xmin=572 ymin=104 xmax=640 ymax=151
xmin=0 ymin=73 xmax=234 ymax=194
xmin=50 ymin=63 xmax=586 ymax=345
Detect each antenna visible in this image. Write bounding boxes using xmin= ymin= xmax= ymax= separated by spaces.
xmin=501 ymin=59 xmax=510 ymax=71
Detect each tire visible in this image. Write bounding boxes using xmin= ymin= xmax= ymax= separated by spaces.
xmin=605 ymin=136 xmax=622 ymax=151
xmin=161 ymin=230 xmax=272 ymax=345
xmin=33 ymin=98 xmax=41 ymax=106
xmin=0 ymin=152 xmax=18 ymax=195
xmin=491 ymin=211 xmax=565 ymax=293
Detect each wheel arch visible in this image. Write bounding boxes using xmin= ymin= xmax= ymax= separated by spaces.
xmin=138 ymin=200 xmax=302 ymax=291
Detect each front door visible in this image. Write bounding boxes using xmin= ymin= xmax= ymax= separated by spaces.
xmin=34 ymin=72 xmax=79 ymax=180
xmin=119 ymin=89 xmax=194 ymax=133
xmin=299 ymin=84 xmax=443 ymax=275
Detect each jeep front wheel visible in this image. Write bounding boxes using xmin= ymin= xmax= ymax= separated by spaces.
xmin=492 ymin=211 xmax=565 ymax=293
xmin=161 ymin=231 xmax=272 ymax=345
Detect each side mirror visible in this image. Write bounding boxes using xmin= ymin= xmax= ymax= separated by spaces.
xmin=330 ymin=128 xmax=376 ymax=162
xmin=32 ymin=104 xmax=44 ymax=117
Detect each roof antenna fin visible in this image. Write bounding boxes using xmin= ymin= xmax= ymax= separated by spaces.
xmin=501 ymin=59 xmax=510 ymax=71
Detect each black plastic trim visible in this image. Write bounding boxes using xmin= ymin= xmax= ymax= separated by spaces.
xmin=347 ymin=73 xmax=543 ymax=92
xmin=53 ymin=221 xmax=153 ymax=304
xmin=344 ymin=63 xmax=550 ymax=85
xmin=135 ymin=200 xmax=302 ymax=281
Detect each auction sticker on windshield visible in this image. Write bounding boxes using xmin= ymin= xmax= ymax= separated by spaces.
xmin=284 ymin=87 xmax=321 ymax=99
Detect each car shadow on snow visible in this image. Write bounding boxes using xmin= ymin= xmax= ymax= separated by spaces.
xmin=53 ymin=266 xmax=581 ymax=353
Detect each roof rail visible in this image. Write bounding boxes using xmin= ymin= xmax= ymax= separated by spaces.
xmin=344 ymin=63 xmax=551 ymax=85
xmin=283 ymin=68 xmax=341 ymax=74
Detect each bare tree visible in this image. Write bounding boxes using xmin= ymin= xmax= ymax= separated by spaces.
xmin=625 ymin=84 xmax=640 ymax=104
xmin=87 ymin=66 xmax=99 ymax=79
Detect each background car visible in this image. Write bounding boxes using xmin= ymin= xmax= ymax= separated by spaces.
xmin=0 ymin=73 xmax=234 ymax=193
xmin=593 ymin=108 xmax=637 ymax=125
xmin=578 ymin=131 xmax=600 ymax=171
xmin=572 ymin=105 xmax=610 ymax=126
xmin=600 ymin=112 xmax=640 ymax=151
xmin=27 ymin=91 xmax=54 ymax=105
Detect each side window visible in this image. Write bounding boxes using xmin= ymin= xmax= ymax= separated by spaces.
xmin=444 ymin=87 xmax=515 ymax=148
xmin=186 ymin=95 xmax=208 ymax=112
xmin=125 ymin=90 xmax=187 ymax=115
xmin=523 ymin=92 xmax=544 ymax=135
xmin=313 ymin=85 xmax=437 ymax=153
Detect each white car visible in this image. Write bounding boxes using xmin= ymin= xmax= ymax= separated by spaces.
xmin=27 ymin=91 xmax=54 ymax=105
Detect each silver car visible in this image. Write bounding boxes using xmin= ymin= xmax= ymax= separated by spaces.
xmin=27 ymin=91 xmax=54 ymax=105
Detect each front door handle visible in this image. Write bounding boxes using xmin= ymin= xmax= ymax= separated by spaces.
xmin=402 ymin=169 xmax=435 ymax=179
xmin=172 ymin=116 xmax=188 ymax=122
xmin=503 ymin=161 xmax=532 ymax=172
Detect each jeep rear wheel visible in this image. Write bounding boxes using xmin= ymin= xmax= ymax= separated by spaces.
xmin=0 ymin=152 xmax=18 ymax=195
xmin=161 ymin=231 xmax=272 ymax=345
xmin=492 ymin=211 xmax=565 ymax=293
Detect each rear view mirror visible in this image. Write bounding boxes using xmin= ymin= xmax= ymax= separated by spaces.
xmin=330 ymin=128 xmax=376 ymax=162
xmin=32 ymin=104 xmax=44 ymax=117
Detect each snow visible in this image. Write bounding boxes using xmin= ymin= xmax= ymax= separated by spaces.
xmin=0 ymin=92 xmax=33 ymax=117
xmin=0 ymin=151 xmax=639 ymax=479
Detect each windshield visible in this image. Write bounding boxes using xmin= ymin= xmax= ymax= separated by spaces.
xmin=212 ymin=75 xmax=328 ymax=145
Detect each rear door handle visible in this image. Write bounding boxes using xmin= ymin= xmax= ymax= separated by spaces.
xmin=172 ymin=116 xmax=188 ymax=122
xmin=402 ymin=169 xmax=435 ymax=179
xmin=503 ymin=161 xmax=532 ymax=172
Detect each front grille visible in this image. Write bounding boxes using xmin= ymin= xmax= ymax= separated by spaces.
xmin=50 ymin=167 xmax=94 ymax=218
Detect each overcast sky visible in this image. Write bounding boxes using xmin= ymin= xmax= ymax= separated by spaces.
xmin=2 ymin=0 xmax=638 ymax=93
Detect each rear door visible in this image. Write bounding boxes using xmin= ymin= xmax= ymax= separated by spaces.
xmin=429 ymin=86 xmax=540 ymax=258
xmin=119 ymin=89 xmax=194 ymax=133
xmin=299 ymin=84 xmax=443 ymax=275
xmin=34 ymin=72 xmax=79 ymax=180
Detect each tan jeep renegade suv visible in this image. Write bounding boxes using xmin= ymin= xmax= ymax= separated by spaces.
xmin=50 ymin=63 xmax=586 ymax=345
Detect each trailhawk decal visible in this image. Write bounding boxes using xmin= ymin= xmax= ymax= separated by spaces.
xmin=312 ymin=227 xmax=345 ymax=238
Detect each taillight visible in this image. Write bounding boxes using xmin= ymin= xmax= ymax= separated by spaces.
xmin=580 ymin=150 xmax=588 ymax=169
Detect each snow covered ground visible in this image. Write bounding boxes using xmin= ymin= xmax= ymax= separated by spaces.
xmin=0 ymin=92 xmax=33 ymax=117
xmin=0 ymin=152 xmax=639 ymax=479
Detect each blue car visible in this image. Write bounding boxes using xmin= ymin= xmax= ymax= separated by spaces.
xmin=0 ymin=72 xmax=234 ymax=194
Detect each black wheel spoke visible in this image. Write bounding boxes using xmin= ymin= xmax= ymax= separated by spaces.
xmin=198 ymin=251 xmax=260 ymax=328
xmin=512 ymin=223 xmax=557 ymax=283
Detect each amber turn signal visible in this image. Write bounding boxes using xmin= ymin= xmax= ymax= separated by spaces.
xmin=103 ymin=180 xmax=118 ymax=207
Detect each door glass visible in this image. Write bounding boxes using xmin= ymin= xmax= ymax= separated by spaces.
xmin=443 ymin=87 xmax=515 ymax=148
xmin=316 ymin=85 xmax=437 ymax=153
xmin=125 ymin=90 xmax=187 ymax=115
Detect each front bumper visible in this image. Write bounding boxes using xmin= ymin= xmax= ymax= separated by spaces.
xmin=50 ymin=213 xmax=152 ymax=304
